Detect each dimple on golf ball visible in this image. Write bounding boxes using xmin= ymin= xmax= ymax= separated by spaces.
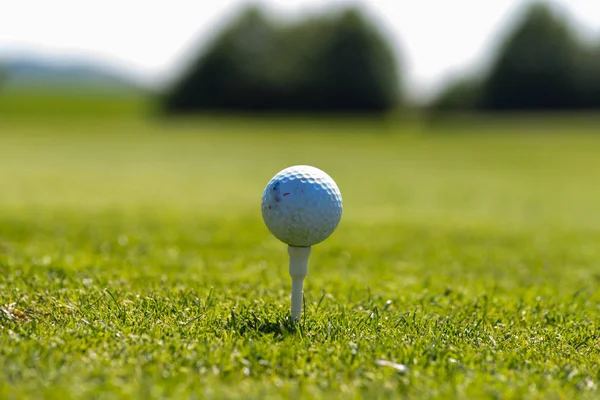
xmin=261 ymin=165 xmax=343 ymax=247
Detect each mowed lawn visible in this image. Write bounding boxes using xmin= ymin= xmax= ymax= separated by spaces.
xmin=1 ymin=100 xmax=600 ymax=399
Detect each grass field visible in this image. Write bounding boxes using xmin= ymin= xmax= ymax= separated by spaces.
xmin=1 ymin=98 xmax=600 ymax=399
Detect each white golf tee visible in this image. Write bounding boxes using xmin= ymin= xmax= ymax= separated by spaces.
xmin=288 ymin=245 xmax=311 ymax=321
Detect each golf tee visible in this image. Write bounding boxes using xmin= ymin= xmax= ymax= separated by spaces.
xmin=288 ymin=245 xmax=311 ymax=321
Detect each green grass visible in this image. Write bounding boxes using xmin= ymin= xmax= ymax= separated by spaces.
xmin=1 ymin=104 xmax=600 ymax=399
xmin=0 ymin=90 xmax=148 ymax=119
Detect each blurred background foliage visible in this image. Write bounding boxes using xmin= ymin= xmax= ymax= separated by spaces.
xmin=431 ymin=3 xmax=600 ymax=113
xmin=1 ymin=1 xmax=600 ymax=117
xmin=161 ymin=2 xmax=600 ymax=116
xmin=161 ymin=6 xmax=401 ymax=114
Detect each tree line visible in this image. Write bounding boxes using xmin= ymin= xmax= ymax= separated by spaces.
xmin=162 ymin=7 xmax=400 ymax=114
xmin=432 ymin=3 xmax=600 ymax=112
xmin=162 ymin=2 xmax=600 ymax=115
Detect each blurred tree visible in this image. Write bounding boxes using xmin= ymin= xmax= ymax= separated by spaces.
xmin=479 ymin=3 xmax=582 ymax=111
xmin=574 ymin=43 xmax=600 ymax=109
xmin=297 ymin=9 xmax=401 ymax=112
xmin=162 ymin=7 xmax=276 ymax=112
xmin=161 ymin=6 xmax=401 ymax=114
xmin=589 ymin=44 xmax=600 ymax=107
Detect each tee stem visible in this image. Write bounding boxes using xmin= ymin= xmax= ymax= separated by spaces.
xmin=288 ymin=245 xmax=311 ymax=321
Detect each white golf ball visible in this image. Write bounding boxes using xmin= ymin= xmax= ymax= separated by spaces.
xmin=261 ymin=165 xmax=343 ymax=247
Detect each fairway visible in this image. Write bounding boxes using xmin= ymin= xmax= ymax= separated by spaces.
xmin=1 ymin=109 xmax=600 ymax=399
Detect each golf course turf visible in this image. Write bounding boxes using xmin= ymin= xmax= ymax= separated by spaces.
xmin=1 ymin=98 xmax=599 ymax=399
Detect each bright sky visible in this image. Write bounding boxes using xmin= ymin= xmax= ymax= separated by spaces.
xmin=1 ymin=0 xmax=600 ymax=100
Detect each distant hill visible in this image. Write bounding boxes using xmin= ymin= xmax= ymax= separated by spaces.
xmin=0 ymin=55 xmax=149 ymax=95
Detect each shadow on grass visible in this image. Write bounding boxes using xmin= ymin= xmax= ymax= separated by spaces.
xmin=226 ymin=310 xmax=299 ymax=338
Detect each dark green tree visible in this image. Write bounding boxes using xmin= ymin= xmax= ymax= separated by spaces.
xmin=305 ymin=9 xmax=401 ymax=112
xmin=161 ymin=6 xmax=401 ymax=114
xmin=574 ymin=42 xmax=600 ymax=109
xmin=479 ymin=3 xmax=581 ymax=111
xmin=162 ymin=7 xmax=277 ymax=113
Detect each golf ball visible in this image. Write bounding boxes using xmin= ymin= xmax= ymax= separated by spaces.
xmin=261 ymin=165 xmax=343 ymax=247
